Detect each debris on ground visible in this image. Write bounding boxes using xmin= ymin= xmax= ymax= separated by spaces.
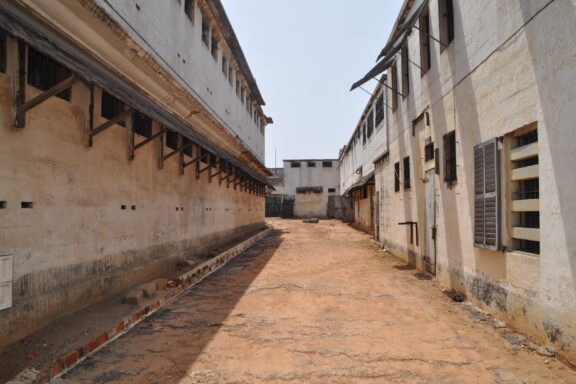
xmin=504 ymin=333 xmax=527 ymax=346
xmin=526 ymin=342 xmax=555 ymax=357
xmin=302 ymin=218 xmax=319 ymax=223
xmin=443 ymin=288 xmax=465 ymax=302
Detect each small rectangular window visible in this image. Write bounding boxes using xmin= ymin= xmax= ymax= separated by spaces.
xmin=291 ymin=161 xmax=301 ymax=168
xmin=419 ymin=8 xmax=432 ymax=75
xmin=228 ymin=65 xmax=234 ymax=85
xmin=322 ymin=161 xmax=333 ymax=168
xmin=201 ymin=17 xmax=210 ymax=46
xmin=166 ymin=130 xmax=179 ymax=150
xmin=444 ymin=131 xmax=457 ymax=183
xmin=375 ymin=93 xmax=384 ymax=126
xmin=184 ymin=0 xmax=195 ymax=22
xmin=394 ymin=162 xmax=400 ymax=192
xmin=132 ymin=112 xmax=152 ymax=137
xmin=439 ymin=0 xmax=455 ymax=47
xmin=362 ymin=121 xmax=367 ymax=144
xmin=101 ymin=91 xmax=125 ymax=126
xmin=307 ymin=161 xmax=316 ymax=167
xmin=328 ymin=188 xmax=336 ymax=193
xmin=27 ymin=47 xmax=71 ymax=101
xmin=222 ymin=56 xmax=228 ymax=77
xmin=401 ymin=42 xmax=409 ymax=97
xmin=211 ymin=36 xmax=218 ymax=59
xmin=391 ymin=61 xmax=398 ymax=111
xmin=424 ymin=140 xmax=434 ymax=162
xmin=403 ymin=156 xmax=411 ymax=190
xmin=236 ymin=78 xmax=241 ymax=96
xmin=0 ymin=30 xmax=6 ymax=74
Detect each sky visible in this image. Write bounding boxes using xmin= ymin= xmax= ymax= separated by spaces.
xmin=220 ymin=0 xmax=404 ymax=168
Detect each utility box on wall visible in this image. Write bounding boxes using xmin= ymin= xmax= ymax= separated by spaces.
xmin=0 ymin=254 xmax=13 ymax=311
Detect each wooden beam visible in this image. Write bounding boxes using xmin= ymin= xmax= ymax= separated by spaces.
xmin=13 ymin=40 xmax=26 ymax=128
xmin=87 ymin=85 xmax=94 ymax=147
xmin=15 ymin=75 xmax=77 ymax=124
xmin=134 ymin=127 xmax=166 ymax=151
xmin=90 ymin=108 xmax=133 ymax=140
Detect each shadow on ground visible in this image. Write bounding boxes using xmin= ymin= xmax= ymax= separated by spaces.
xmin=61 ymin=229 xmax=284 ymax=383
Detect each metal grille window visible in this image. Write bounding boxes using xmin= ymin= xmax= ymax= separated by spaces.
xmin=394 ymin=162 xmax=400 ymax=192
xmin=391 ymin=61 xmax=398 ymax=111
xmin=367 ymin=111 xmax=374 ymax=138
xmin=510 ymin=127 xmax=539 ymax=254
xmin=291 ymin=161 xmax=301 ymax=168
xmin=403 ymin=156 xmax=411 ymax=190
xmin=28 ymin=47 xmax=71 ymax=101
xmin=322 ymin=161 xmax=333 ymax=168
xmin=307 ymin=161 xmax=316 ymax=167
xmin=375 ymin=93 xmax=384 ymax=126
xmin=474 ymin=138 xmax=500 ymax=250
xmin=439 ymin=0 xmax=455 ymax=47
xmin=401 ymin=42 xmax=409 ymax=97
xmin=419 ymin=8 xmax=431 ymax=74
xmin=132 ymin=112 xmax=152 ymax=138
xmin=444 ymin=131 xmax=457 ymax=183
xmin=362 ymin=121 xmax=367 ymax=144
xmin=0 ymin=30 xmax=6 ymax=74
xmin=101 ymin=91 xmax=125 ymax=125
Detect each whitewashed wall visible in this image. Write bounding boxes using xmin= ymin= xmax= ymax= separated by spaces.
xmin=95 ymin=0 xmax=265 ymax=161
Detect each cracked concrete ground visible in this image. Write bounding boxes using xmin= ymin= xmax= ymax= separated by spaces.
xmin=60 ymin=219 xmax=576 ymax=383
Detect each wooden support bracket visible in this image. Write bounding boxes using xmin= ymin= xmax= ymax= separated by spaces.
xmin=88 ymin=108 xmax=133 ymax=146
xmin=14 ymin=74 xmax=77 ymax=128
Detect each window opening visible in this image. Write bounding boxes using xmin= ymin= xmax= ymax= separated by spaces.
xmin=27 ymin=47 xmax=71 ymax=101
xmin=403 ymin=156 xmax=411 ymax=190
xmin=394 ymin=162 xmax=400 ymax=192
xmin=444 ymin=131 xmax=457 ymax=183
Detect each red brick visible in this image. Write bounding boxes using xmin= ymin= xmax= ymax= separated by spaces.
xmin=51 ymin=361 xmax=64 ymax=377
xmin=61 ymin=349 xmax=79 ymax=367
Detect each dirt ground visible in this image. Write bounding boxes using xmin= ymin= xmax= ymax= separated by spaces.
xmin=59 ymin=219 xmax=576 ymax=383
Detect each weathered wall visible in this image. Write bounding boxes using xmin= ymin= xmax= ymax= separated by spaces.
xmin=0 ymin=70 xmax=265 ymax=347
xmin=94 ymin=0 xmax=265 ymax=160
xmin=339 ymin=88 xmax=387 ymax=195
xmin=375 ymin=0 xmax=576 ymax=362
xmin=351 ymin=188 xmax=374 ymax=235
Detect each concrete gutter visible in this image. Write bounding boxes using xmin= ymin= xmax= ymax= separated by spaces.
xmin=6 ymin=228 xmax=272 ymax=384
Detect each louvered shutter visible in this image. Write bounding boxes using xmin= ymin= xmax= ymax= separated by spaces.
xmin=474 ymin=138 xmax=500 ymax=250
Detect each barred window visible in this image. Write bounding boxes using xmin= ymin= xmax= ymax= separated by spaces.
xmin=444 ymin=131 xmax=457 ymax=183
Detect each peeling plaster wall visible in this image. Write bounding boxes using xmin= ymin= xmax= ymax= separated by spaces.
xmin=0 ymin=65 xmax=265 ymax=347
xmin=374 ymin=0 xmax=576 ymax=362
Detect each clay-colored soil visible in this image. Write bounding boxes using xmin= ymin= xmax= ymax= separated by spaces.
xmin=61 ymin=219 xmax=576 ymax=383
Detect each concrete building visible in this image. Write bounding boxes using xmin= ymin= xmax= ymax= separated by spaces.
xmin=352 ymin=0 xmax=576 ymax=363
xmin=339 ymin=78 xmax=388 ymax=235
xmin=266 ymin=160 xmax=340 ymax=218
xmin=0 ymin=0 xmax=271 ymax=348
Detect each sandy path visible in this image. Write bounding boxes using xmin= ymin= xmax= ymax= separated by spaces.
xmin=60 ymin=219 xmax=575 ymax=383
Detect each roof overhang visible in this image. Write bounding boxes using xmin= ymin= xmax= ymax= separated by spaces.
xmin=350 ymin=0 xmax=428 ymax=91
xmin=0 ymin=1 xmax=272 ymax=187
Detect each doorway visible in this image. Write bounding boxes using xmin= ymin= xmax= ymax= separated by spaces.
xmin=424 ymin=169 xmax=437 ymax=275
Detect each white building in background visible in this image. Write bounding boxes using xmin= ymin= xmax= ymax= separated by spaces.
xmin=339 ymin=78 xmax=388 ymax=235
xmin=267 ymin=160 xmax=340 ymax=218
xmin=352 ymin=0 xmax=576 ymax=364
